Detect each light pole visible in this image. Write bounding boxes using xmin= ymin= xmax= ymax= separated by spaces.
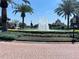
xmin=72 ymin=23 xmax=75 ymax=44
xmin=72 ymin=16 xmax=77 ymax=44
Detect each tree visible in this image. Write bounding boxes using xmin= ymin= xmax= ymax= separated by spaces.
xmin=0 ymin=0 xmax=30 ymax=32
xmin=55 ymin=0 xmax=79 ymax=29
xmin=13 ymin=3 xmax=33 ymax=28
xmin=0 ymin=0 xmax=10 ymax=32
xmin=19 ymin=22 xmax=26 ymax=28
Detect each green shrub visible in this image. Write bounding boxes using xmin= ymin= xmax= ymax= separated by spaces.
xmin=0 ymin=32 xmax=16 ymax=41
xmin=0 ymin=32 xmax=25 ymax=41
xmin=0 ymin=32 xmax=26 ymax=41
xmin=0 ymin=35 xmax=15 ymax=41
xmin=0 ymin=26 xmax=2 ymax=30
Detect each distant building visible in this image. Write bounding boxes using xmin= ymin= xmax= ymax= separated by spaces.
xmin=70 ymin=16 xmax=79 ymax=29
xmin=54 ymin=19 xmax=65 ymax=26
xmin=55 ymin=19 xmax=61 ymax=25
xmin=51 ymin=19 xmax=66 ymax=29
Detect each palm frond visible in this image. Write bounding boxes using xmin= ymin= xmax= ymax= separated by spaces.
xmin=55 ymin=0 xmax=79 ymax=19
xmin=13 ymin=10 xmax=19 ymax=14
xmin=13 ymin=3 xmax=33 ymax=15
xmin=22 ymin=0 xmax=30 ymax=5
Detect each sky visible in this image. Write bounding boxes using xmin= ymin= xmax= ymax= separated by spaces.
xmin=0 ymin=0 xmax=67 ymax=25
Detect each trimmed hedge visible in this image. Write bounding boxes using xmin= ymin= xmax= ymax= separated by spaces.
xmin=8 ymin=29 xmax=73 ymax=34
xmin=6 ymin=29 xmax=79 ymax=42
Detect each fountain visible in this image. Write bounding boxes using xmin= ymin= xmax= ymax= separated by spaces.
xmin=38 ymin=17 xmax=49 ymax=31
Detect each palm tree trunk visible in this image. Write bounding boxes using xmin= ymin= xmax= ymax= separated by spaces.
xmin=1 ymin=0 xmax=8 ymax=32
xmin=67 ymin=15 xmax=70 ymax=29
xmin=2 ymin=8 xmax=7 ymax=32
xmin=22 ymin=17 xmax=25 ymax=28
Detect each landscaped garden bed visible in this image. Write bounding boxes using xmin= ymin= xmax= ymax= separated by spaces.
xmin=0 ymin=29 xmax=79 ymax=42
xmin=8 ymin=29 xmax=76 ymax=41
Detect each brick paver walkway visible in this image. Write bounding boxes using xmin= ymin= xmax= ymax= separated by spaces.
xmin=0 ymin=42 xmax=79 ymax=59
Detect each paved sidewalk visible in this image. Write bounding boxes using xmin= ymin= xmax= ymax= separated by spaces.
xmin=0 ymin=42 xmax=79 ymax=59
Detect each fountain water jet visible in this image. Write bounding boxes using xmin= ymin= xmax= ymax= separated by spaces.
xmin=38 ymin=17 xmax=49 ymax=31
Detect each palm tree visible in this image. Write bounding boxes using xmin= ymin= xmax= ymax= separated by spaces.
xmin=55 ymin=0 xmax=79 ymax=29
xmin=0 ymin=0 xmax=9 ymax=32
xmin=13 ymin=3 xmax=33 ymax=28
xmin=0 ymin=0 xmax=16 ymax=32
xmin=0 ymin=0 xmax=30 ymax=32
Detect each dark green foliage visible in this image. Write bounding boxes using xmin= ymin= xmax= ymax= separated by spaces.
xmin=6 ymin=30 xmax=79 ymax=42
xmin=33 ymin=24 xmax=38 ymax=28
xmin=49 ymin=19 xmax=67 ymax=30
xmin=0 ymin=26 xmax=2 ymax=30
xmin=73 ymin=33 xmax=79 ymax=41
xmin=19 ymin=22 xmax=26 ymax=28
xmin=0 ymin=33 xmax=16 ymax=41
xmin=0 ymin=0 xmax=32 ymax=32
xmin=55 ymin=0 xmax=79 ymax=29
xmin=70 ymin=16 xmax=79 ymax=29
xmin=13 ymin=3 xmax=33 ymax=28
xmin=0 ymin=32 xmax=26 ymax=41
xmin=48 ymin=24 xmax=52 ymax=29
xmin=10 ymin=30 xmax=73 ymax=33
xmin=15 ymin=31 xmax=73 ymax=42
